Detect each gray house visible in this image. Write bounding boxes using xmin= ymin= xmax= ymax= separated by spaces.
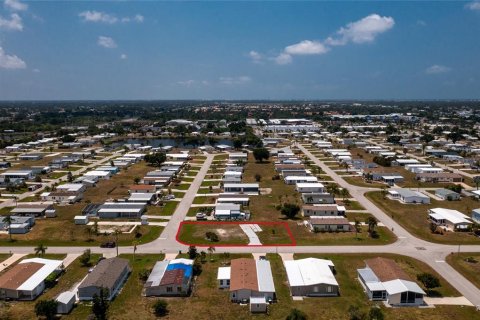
xmin=435 ymin=188 xmax=461 ymax=201
xmin=78 ymin=257 xmax=131 ymax=301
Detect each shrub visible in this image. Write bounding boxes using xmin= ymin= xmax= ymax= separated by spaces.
xmin=153 ymin=299 xmax=168 ymax=317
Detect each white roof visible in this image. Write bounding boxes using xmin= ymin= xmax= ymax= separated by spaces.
xmin=284 ymin=258 xmax=338 ymax=287
xmin=57 ymin=184 xmax=84 ymax=192
xmin=128 ymin=193 xmax=155 ymax=201
xmin=56 ymin=291 xmax=76 ymax=304
xmin=296 ymin=182 xmax=324 ymax=188
xmin=84 ymin=170 xmax=110 ymax=176
xmin=256 ymin=260 xmax=275 ymax=293
xmin=169 ymin=258 xmax=194 ymax=265
xmin=250 ymin=296 xmax=267 ymax=304
xmin=217 ymin=267 xmax=231 ymax=280
xmin=429 ymin=208 xmax=471 ymax=224
xmin=17 ymin=258 xmax=63 ymax=291
xmin=382 ymin=279 xmax=426 ymax=295
xmin=285 ymin=176 xmax=318 ymax=182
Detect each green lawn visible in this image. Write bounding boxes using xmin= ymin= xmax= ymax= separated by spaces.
xmin=343 ymin=176 xmax=385 ymax=188
xmin=446 ymin=253 xmax=480 ymax=290
xmin=366 ymin=191 xmax=480 ymax=244
xmin=201 ymin=180 xmax=220 ymax=187
xmin=193 ymin=196 xmax=217 ymax=204
xmin=175 ymin=183 xmax=192 ymax=190
xmin=147 ymin=201 xmax=178 ymax=216
xmin=177 ymin=223 xmax=249 ymax=245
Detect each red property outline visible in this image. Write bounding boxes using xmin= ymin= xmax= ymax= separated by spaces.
xmin=176 ymin=221 xmax=297 ymax=247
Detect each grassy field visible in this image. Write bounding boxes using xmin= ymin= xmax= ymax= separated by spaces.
xmin=145 ymin=201 xmax=178 ymax=216
xmin=193 ymin=196 xmax=217 ymax=204
xmin=175 ymin=183 xmax=192 ymax=190
xmin=0 ymin=203 xmax=163 ymax=246
xmin=366 ymin=191 xmax=480 ymax=244
xmin=446 ymin=253 xmax=480 ymax=290
xmin=343 ymin=176 xmax=385 ymax=188
xmin=177 ymin=223 xmax=249 ymax=245
xmin=2 ymin=253 xmax=101 ymax=320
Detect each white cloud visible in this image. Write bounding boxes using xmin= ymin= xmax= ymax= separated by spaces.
xmin=79 ymin=11 xmax=118 ymax=24
xmin=0 ymin=13 xmax=23 ymax=31
xmin=417 ymin=20 xmax=427 ymax=26
xmin=273 ymin=53 xmax=293 ymax=65
xmin=4 ymin=0 xmax=27 ymax=11
xmin=177 ymin=80 xmax=196 ymax=86
xmin=466 ymin=1 xmax=480 ymax=10
xmin=219 ymin=76 xmax=251 ymax=85
xmin=248 ymin=50 xmax=262 ymax=63
xmin=285 ymin=40 xmax=329 ymax=55
xmin=425 ymin=65 xmax=451 ymax=74
xmin=134 ymin=14 xmax=144 ymax=23
xmin=79 ymin=11 xmax=144 ymax=24
xmin=259 ymin=13 xmax=394 ymax=65
xmin=32 ymin=68 xmax=40 ymax=73
xmin=120 ymin=53 xmax=127 ymax=59
xmin=327 ymin=14 xmax=395 ymax=45
xmin=97 ymin=36 xmax=117 ymax=49
xmin=0 ymin=46 xmax=26 ymax=69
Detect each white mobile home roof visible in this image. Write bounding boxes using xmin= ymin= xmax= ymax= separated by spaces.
xmin=17 ymin=258 xmax=63 ymax=291
xmin=296 ymin=182 xmax=324 ymax=188
xmin=429 ymin=208 xmax=471 ymax=224
xmin=256 ymin=260 xmax=275 ymax=293
xmin=285 ymin=176 xmax=318 ymax=182
xmin=84 ymin=170 xmax=110 ymax=177
xmin=382 ymin=279 xmax=426 ymax=295
xmin=224 ymin=183 xmax=259 ymax=188
xmin=284 ymin=258 xmax=337 ymax=287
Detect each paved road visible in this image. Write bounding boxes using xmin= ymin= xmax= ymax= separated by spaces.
xmin=138 ymin=153 xmax=214 ymax=253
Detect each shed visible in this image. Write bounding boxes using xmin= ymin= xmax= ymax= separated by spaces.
xmin=250 ymin=296 xmax=267 ymax=313
xmin=74 ymin=215 xmax=88 ymax=225
xmin=56 ymin=291 xmax=76 ymax=314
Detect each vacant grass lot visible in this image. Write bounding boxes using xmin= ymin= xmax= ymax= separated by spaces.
xmin=446 ymin=253 xmax=480 ymax=290
xmin=2 ymin=253 xmax=99 ymax=320
xmin=366 ymin=191 xmax=480 ymax=244
xmin=343 ymin=176 xmax=385 ymax=188
xmin=177 ymin=223 xmax=249 ymax=245
xmin=193 ymin=196 xmax=217 ymax=204
xmin=145 ymin=201 xmax=178 ymax=216
xmin=0 ymin=204 xmax=163 ymax=246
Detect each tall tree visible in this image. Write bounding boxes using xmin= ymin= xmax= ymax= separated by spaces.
xmin=35 ymin=300 xmax=58 ymax=320
xmin=253 ymin=148 xmax=270 ymax=163
xmin=2 ymin=215 xmax=13 ymax=241
xmin=286 ymin=308 xmax=308 ymax=320
xmin=92 ymin=288 xmax=110 ymax=320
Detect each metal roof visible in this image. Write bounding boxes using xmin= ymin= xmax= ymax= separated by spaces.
xmin=382 ymin=279 xmax=426 ymax=295
xmin=429 ymin=208 xmax=471 ymax=224
xmin=256 ymin=260 xmax=275 ymax=293
xmin=56 ymin=291 xmax=76 ymax=304
xmin=284 ymin=258 xmax=338 ymax=287
xmin=217 ymin=267 xmax=231 ymax=280
xmin=17 ymin=258 xmax=63 ymax=291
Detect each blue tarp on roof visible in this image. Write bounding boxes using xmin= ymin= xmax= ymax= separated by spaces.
xmin=166 ymin=263 xmax=193 ymax=278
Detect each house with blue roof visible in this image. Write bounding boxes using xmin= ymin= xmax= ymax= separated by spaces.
xmin=143 ymin=258 xmax=194 ymax=297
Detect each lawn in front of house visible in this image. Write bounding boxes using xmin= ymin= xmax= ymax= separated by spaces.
xmin=446 ymin=253 xmax=480 ymax=290
xmin=193 ymin=196 xmax=217 ymax=204
xmin=366 ymin=191 xmax=480 ymax=244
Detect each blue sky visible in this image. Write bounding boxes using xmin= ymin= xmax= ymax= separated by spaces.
xmin=1 ymin=0 xmax=480 ymax=100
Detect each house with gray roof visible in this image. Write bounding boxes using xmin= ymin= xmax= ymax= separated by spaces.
xmin=387 ymin=188 xmax=430 ymax=204
xmin=78 ymin=257 xmax=131 ymax=301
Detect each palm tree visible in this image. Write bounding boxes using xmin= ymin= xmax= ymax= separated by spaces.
xmin=365 ymin=217 xmax=378 ymax=236
xmin=354 ymin=219 xmax=361 ymax=239
xmin=114 ymin=228 xmax=121 ymax=257
xmin=132 ymin=240 xmax=139 ymax=261
xmin=341 ymin=188 xmax=349 ymax=202
xmin=473 ymin=176 xmax=480 ymax=190
xmin=34 ymin=243 xmax=48 ymax=256
xmin=326 ymin=184 xmax=339 ymax=195
xmin=207 ymin=246 xmax=215 ymax=261
xmin=2 ymin=215 xmax=13 ymax=241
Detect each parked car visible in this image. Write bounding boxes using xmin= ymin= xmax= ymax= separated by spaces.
xmin=196 ymin=212 xmax=207 ymax=221
xmin=100 ymin=241 xmax=116 ymax=248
